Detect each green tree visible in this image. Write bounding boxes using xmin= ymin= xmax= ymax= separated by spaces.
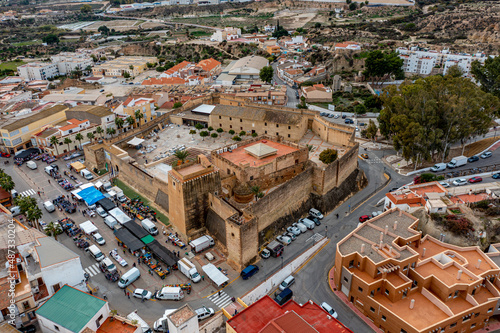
xmin=349 ymin=2 xmax=358 ymax=10
xmin=189 ymin=129 xmax=196 ymax=138
xmin=354 ymin=104 xmax=367 ymax=115
xmin=252 ymin=132 xmax=258 ymax=137
xmin=363 ymin=50 xmax=404 ymax=82
xmin=86 ymin=132 xmax=94 ymax=142
xmin=471 ymin=56 xmax=500 ymax=98
xmin=239 ymin=130 xmax=246 ymax=136
xmin=173 ymin=102 xmax=183 ymax=108
xmin=98 ymin=25 xmax=110 ymax=36
xmin=134 ymin=110 xmax=144 ymax=127
xmin=207 ymin=126 xmax=213 ymax=132
xmin=297 ymin=96 xmax=308 ymax=109
xmin=115 ymin=117 xmax=124 ymax=129
xmin=45 ymin=222 xmax=63 ymax=241
xmin=199 ymin=131 xmax=209 ymax=141
xmin=446 ymin=65 xmax=463 ymax=78
xmin=251 ymin=185 xmax=260 ymax=201
xmin=0 ymin=169 xmax=15 ymax=192
xmin=64 ymin=138 xmax=72 ymax=152
xmin=80 ymin=4 xmax=92 ymax=14
xmin=228 ymin=129 xmax=235 ymax=135
xmin=75 ymin=133 xmax=84 ymax=149
xmin=259 ymin=66 xmax=274 ymax=83
xmin=319 ymin=148 xmax=338 ymax=164
xmin=195 ymin=123 xmax=204 ymax=131
xmin=156 ymin=66 xmax=164 ymax=72
xmin=365 ymin=119 xmax=378 ymax=141
xmin=96 ymin=126 xmax=104 ymax=139
xmin=26 ymin=206 xmax=43 ymax=230
xmin=50 ymin=136 xmax=60 ymax=155
xmin=174 ymin=150 xmax=189 ymax=164
xmin=216 ymin=128 xmax=224 ymax=133
xmin=123 ymin=72 xmax=130 ymax=79
xmin=126 ymin=116 xmax=135 ymax=128
xmin=106 ymin=127 xmax=116 ymax=137
xmin=232 ymin=135 xmax=242 ymax=141
xmin=211 ymin=132 xmax=218 ymax=141
xmin=42 ymin=34 xmax=59 ymax=45
xmin=379 ymin=75 xmax=499 ymax=167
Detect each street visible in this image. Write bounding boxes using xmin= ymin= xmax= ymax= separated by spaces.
xmin=271 ymin=61 xmax=299 ymax=108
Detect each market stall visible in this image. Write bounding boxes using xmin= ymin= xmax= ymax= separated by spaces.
xmin=77 ymin=186 xmax=105 ymax=206
xmin=97 ymin=198 xmax=116 ymax=212
xmin=108 ymin=207 xmax=132 ymax=225
xmin=202 ymin=263 xmax=229 ymax=287
xmin=114 ymin=228 xmax=144 ymax=252
xmin=80 ymin=221 xmax=98 ymax=235
xmin=120 ymin=197 xmax=157 ymax=221
xmin=140 ymin=251 xmax=169 ymax=280
xmin=122 ymin=221 xmax=149 ymax=239
xmin=146 ymin=240 xmax=178 ymax=268
xmin=70 ymin=161 xmax=86 ymax=173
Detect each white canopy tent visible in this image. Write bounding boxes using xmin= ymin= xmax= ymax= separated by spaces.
xmin=202 ymin=263 xmax=229 ymax=287
xmin=79 ymin=221 xmax=98 ymax=234
xmin=127 ymin=137 xmax=145 ymax=146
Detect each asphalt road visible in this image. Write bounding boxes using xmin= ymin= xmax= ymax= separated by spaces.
xmin=271 ymin=62 xmax=299 ymax=108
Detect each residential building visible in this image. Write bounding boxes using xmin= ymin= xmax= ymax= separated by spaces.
xmin=266 ymin=45 xmax=281 ymax=56
xmin=17 ymin=62 xmax=58 ymax=81
xmin=234 ymin=87 xmax=287 ymax=106
xmin=334 ymin=42 xmax=361 ymax=51
xmin=211 ymin=27 xmax=241 ymax=42
xmin=32 ymin=118 xmax=94 ymax=155
xmin=301 ymin=84 xmax=332 ymax=102
xmin=159 ymin=58 xmax=221 ymax=82
xmin=197 ymin=58 xmax=222 ymax=78
xmin=65 ymin=105 xmax=116 ymax=132
xmin=384 ymin=182 xmax=448 ymax=213
xmin=0 ymin=104 xmax=69 ymax=153
xmin=226 ymin=295 xmax=352 ymax=333
xmin=92 ymin=56 xmax=157 ymax=77
xmin=41 ymin=91 xmax=108 ymax=105
xmin=114 ymin=96 xmax=156 ymax=126
xmin=334 ymin=207 xmax=500 ymax=333
xmin=216 ymin=56 xmax=269 ymax=85
xmin=166 ymin=305 xmax=199 ymax=333
xmin=50 ymin=52 xmax=93 ymax=76
xmin=161 ymin=60 xmax=191 ymax=78
xmin=399 ymin=54 xmax=437 ymax=76
xmin=36 ymin=285 xmax=111 ymax=333
xmin=263 ymin=24 xmax=275 ymax=32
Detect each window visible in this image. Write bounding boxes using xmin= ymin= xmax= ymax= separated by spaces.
xmin=385 ymin=289 xmax=389 ymax=296
xmin=463 ymin=314 xmax=472 ymax=322
xmin=96 ymin=314 xmax=104 ymax=328
xmin=412 ymin=280 xmax=418 ymax=288
xmin=54 ymin=326 xmax=60 ymax=331
xmin=488 ymin=308 xmax=493 ymax=313
xmin=172 ymin=181 xmax=175 ymax=187
xmin=250 ymin=176 xmax=253 ymax=180
xmin=454 ymin=290 xmax=459 ymax=298
xmin=403 ymin=290 xmax=407 ymax=298
xmin=276 ymin=124 xmax=279 ymax=128
xmin=472 ymin=289 xmax=476 ymax=296
xmin=370 ymin=307 xmax=375 ymax=313
xmin=288 ymin=134 xmax=290 ymax=138
xmin=219 ymin=116 xmax=221 ymax=119
xmin=403 ymin=265 xmax=408 ymax=271
xmin=382 ymin=315 xmax=386 ymax=321
xmin=265 ymin=131 xmax=267 ymax=134
xmin=230 ymin=117 xmax=232 ymax=121
xmin=474 ymin=313 xmax=479 ymax=318
xmin=343 ymin=277 xmax=348 ymax=283
xmin=288 ymin=126 xmax=291 ymax=130
xmin=400 ymin=329 xmax=407 ymax=333
xmin=370 ymin=290 xmax=374 ymax=297
xmin=220 ymin=124 xmax=222 ymax=127
xmin=240 ymin=119 xmax=242 ymax=122
xmin=358 ymin=287 xmax=363 ymax=292
xmin=349 ymin=260 xmax=354 ymax=268
xmin=471 ymin=323 xmax=476 ymax=328
xmin=450 ymin=323 xmax=456 ymax=328
xmin=230 ymin=125 xmax=232 ymax=129
xmin=240 ymin=127 xmax=243 ymax=130
xmin=265 ymin=122 xmax=267 ymax=126
xmin=22 ymin=301 xmax=30 ymax=310
xmin=276 ymin=132 xmax=279 ymax=136
xmin=227 ymin=169 xmax=231 ymax=175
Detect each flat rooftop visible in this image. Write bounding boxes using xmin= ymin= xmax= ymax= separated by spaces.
xmin=219 ymin=139 xmax=298 ymax=168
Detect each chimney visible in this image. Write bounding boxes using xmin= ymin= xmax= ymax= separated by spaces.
xmin=379 ymin=241 xmax=383 ymax=249
xmin=380 ymin=232 xmax=384 ymax=242
xmin=394 ymin=221 xmax=398 ymax=230
xmin=389 ymin=246 xmax=393 ymax=255
xmin=457 ymin=270 xmax=463 ymax=280
xmin=361 ymin=244 xmax=365 ymax=254
xmin=385 ymin=225 xmax=389 ymax=235
xmin=477 ymin=259 xmax=482 ymax=269
xmin=422 ymin=248 xmax=426 ymax=258
xmin=409 ymin=299 xmax=415 ymax=309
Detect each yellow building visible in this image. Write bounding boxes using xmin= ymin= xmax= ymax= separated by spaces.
xmin=114 ymin=96 xmax=156 ymax=126
xmin=0 ymin=104 xmax=69 ymax=153
xmin=92 ymin=56 xmax=157 ymax=77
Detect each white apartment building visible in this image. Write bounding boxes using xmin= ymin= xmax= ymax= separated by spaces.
xmin=211 ymin=27 xmax=241 ymax=42
xmin=50 ymin=52 xmax=94 ymax=75
xmin=18 ymin=62 xmax=58 ymax=81
xmin=397 ymin=47 xmax=488 ymax=77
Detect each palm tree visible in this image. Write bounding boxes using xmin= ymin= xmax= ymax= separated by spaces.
xmin=96 ymin=126 xmax=104 ymax=139
xmin=0 ymin=170 xmax=15 ymax=192
xmin=106 ymin=128 xmax=116 ymax=138
xmin=75 ymin=133 xmax=84 ymax=149
xmin=45 ymin=221 xmax=63 ymax=241
xmin=87 ymin=132 xmax=95 ymax=142
xmin=126 ymin=116 xmax=135 ymax=128
xmin=134 ymin=110 xmax=144 ymax=127
xmin=49 ymin=136 xmax=60 ymax=156
xmin=64 ymin=137 xmax=72 ymax=153
xmin=251 ymin=185 xmax=260 ymax=201
xmin=26 ymin=206 xmax=43 ymax=230
xmin=115 ymin=117 xmax=124 ymax=130
xmin=174 ymin=150 xmax=189 ymax=164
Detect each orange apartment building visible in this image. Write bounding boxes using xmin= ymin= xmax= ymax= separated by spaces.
xmin=334 ymin=208 xmax=500 ymax=333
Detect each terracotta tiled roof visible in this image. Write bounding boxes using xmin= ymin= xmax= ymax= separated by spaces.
xmin=164 ymin=61 xmax=191 ymax=76
xmin=197 ymin=58 xmax=221 ymax=72
xmin=142 ymin=77 xmax=187 ymax=85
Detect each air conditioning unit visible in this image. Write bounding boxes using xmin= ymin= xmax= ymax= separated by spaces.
xmin=33 ymin=286 xmax=40 ymax=294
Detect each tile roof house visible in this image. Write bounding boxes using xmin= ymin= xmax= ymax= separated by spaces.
xmin=301 ymin=84 xmax=332 ymax=103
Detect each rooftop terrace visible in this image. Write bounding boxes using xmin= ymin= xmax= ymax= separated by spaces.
xmin=219 ymin=139 xmax=298 ymax=168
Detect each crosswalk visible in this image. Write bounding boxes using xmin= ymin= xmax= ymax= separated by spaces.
xmin=84 ymin=263 xmax=101 ymax=277
xmin=207 ymin=290 xmax=233 ymax=309
xmin=19 ymin=189 xmax=36 ymax=197
xmin=306 ymin=233 xmax=325 ymax=243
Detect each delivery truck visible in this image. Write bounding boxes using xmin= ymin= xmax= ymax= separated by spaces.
xmin=447 ymin=155 xmax=467 ymax=169
xmin=110 ymin=186 xmax=127 ymax=202
xmin=178 ymin=258 xmax=201 ymax=283
xmin=189 ymin=235 xmax=214 ymax=253
xmin=154 ymin=287 xmax=184 ymax=301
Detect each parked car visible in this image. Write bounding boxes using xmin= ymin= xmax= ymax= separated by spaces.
xmin=371 ymin=211 xmax=383 ymax=217
xmin=63 ymin=152 xmax=82 ymax=161
xmin=18 ymin=325 xmax=36 ymax=333
xmin=468 ymin=156 xmax=479 ymax=163
xmin=133 ymin=288 xmax=153 ymax=300
xmin=277 ymin=235 xmax=291 ymax=245
xmin=452 ymin=178 xmax=467 ymax=186
xmin=307 ymin=215 xmax=321 ymax=226
xmin=439 ymin=181 xmax=450 ymax=188
xmin=260 ymin=249 xmax=271 ymax=259
xmin=342 ymin=115 xmax=347 ymax=119
xmin=360 ymin=153 xmax=368 ymax=159
xmin=468 ymin=176 xmax=483 ymax=183
xmin=1 ymin=152 xmax=11 ymax=158
xmin=286 ymin=232 xmax=296 ymax=241
xmin=481 ymin=151 xmax=492 ymax=159
xmin=195 ymin=306 xmax=214 ymax=321
xmin=287 ymin=226 xmax=301 ymax=235
xmin=493 ymin=173 xmax=500 ymax=179
xmin=359 ymin=215 xmax=371 ymax=222
xmin=96 ymin=207 xmax=108 ymax=218
xmin=334 ymin=114 xmax=339 ymax=119
xmin=92 ymin=233 xmax=105 ymax=245
xmin=321 ymin=302 xmax=338 ymax=319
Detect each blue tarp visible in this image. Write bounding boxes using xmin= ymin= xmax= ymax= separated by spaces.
xmin=78 ymin=187 xmax=105 ymax=205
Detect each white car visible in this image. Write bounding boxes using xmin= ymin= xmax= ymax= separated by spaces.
xmin=334 ymin=114 xmax=339 ymax=119
xmin=480 ymin=151 xmax=492 ymax=159
xmin=287 ymin=226 xmax=301 ymax=235
xmin=277 ymin=235 xmax=291 ymax=245
xmin=93 ymin=233 xmax=105 ymax=245
xmin=321 ymin=302 xmax=338 ymax=319
xmin=453 ymin=178 xmax=467 ymax=186
xmin=109 ymin=248 xmax=128 ymax=266
xmin=371 ymin=211 xmax=383 ymax=217
xmin=285 ymin=232 xmax=296 ymax=241
xmin=439 ymin=181 xmax=450 ymax=188
xmin=133 ymin=288 xmax=153 ymax=300
xmin=96 ymin=207 xmax=108 ymax=218
xmin=195 ymin=306 xmax=214 ymax=321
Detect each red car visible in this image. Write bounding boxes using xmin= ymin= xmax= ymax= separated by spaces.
xmin=359 ymin=215 xmax=371 ymax=222
xmin=468 ymin=177 xmax=482 ymax=183
xmin=1 ymin=152 xmax=10 ymax=157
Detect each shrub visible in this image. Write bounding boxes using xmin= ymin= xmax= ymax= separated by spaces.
xmin=319 ymin=149 xmax=338 ymax=164
xmin=474 ymin=200 xmax=490 ymax=210
xmin=228 ymin=129 xmax=235 ymax=135
xmin=438 ymin=215 xmax=474 ymax=236
xmin=232 ymin=136 xmax=242 ymax=141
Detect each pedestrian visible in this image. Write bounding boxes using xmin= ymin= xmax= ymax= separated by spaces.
xmin=138 ymin=258 xmax=141 ymax=265
xmin=336 ymin=213 xmax=339 ymax=219
xmin=202 ymin=275 xmax=204 ymax=281
xmin=234 ymin=309 xmax=238 ymax=315
xmin=48 ymin=179 xmax=51 ymax=184
xmin=141 ymin=295 xmax=144 ymax=303
xmin=123 ymin=248 xmax=126 ymax=254
xmin=218 ymin=290 xmax=221 ymax=297
xmin=124 ymin=289 xmax=127 ymax=296
xmin=133 ymin=263 xmax=136 ymax=267
xmin=127 ymin=292 xmax=130 ymax=299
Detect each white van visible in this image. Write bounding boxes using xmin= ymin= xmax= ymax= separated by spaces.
xmin=10 ymin=206 xmax=21 ymax=216
xmin=154 ymin=287 xmax=184 ymax=300
xmin=104 ymin=216 xmax=118 ymax=229
xmin=293 ymin=222 xmax=307 ymax=233
xmin=153 ymin=310 xmax=176 ymax=332
xmin=430 ymin=163 xmax=447 ymax=172
xmin=309 ymin=208 xmax=323 ymax=220
xmin=44 ymin=166 xmax=54 ymax=175
xmin=141 ymin=219 xmax=158 ymax=236
xmin=26 ymin=161 xmax=37 ymax=170
xmin=300 ymin=218 xmax=315 ymax=230
xmin=88 ymin=245 xmax=105 ymax=262
xmin=43 ymin=201 xmax=55 ymax=213
xmin=279 ymin=275 xmax=295 ymax=291
xmin=80 ymin=169 xmax=94 ymax=180
xmin=118 ymin=267 xmax=141 ymax=288
xmin=100 ymin=257 xmax=117 ymax=273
